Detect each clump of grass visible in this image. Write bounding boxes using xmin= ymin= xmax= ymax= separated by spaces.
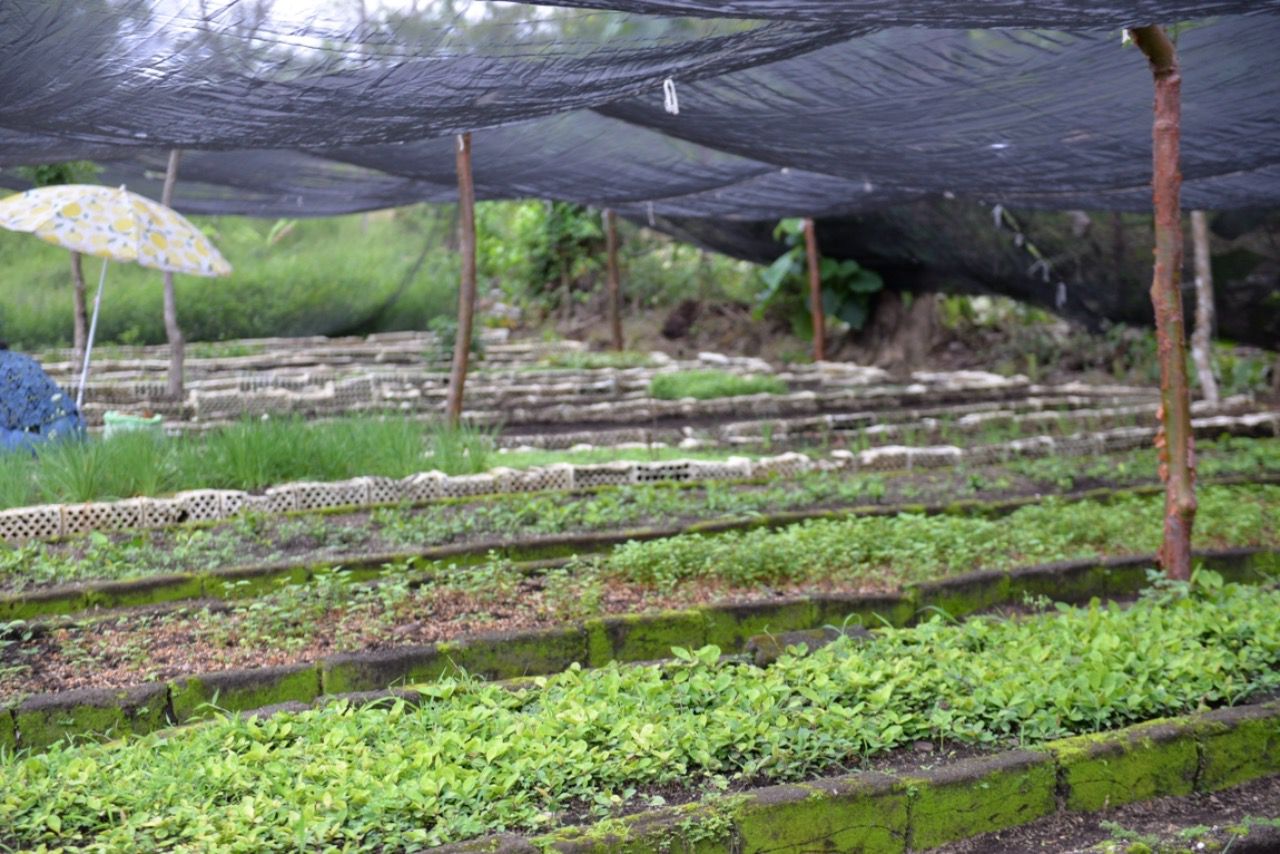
xmin=538 ymin=350 xmax=656 ymax=370
xmin=425 ymin=421 xmax=496 ymax=475
xmin=649 ymin=369 xmax=787 ymax=400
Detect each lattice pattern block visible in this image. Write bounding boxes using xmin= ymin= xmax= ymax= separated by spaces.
xmin=632 ymin=460 xmax=694 ymax=483
xmin=401 ymin=471 xmax=446 ymax=502
xmin=139 ymin=497 xmax=185 ymax=528
xmin=255 ymin=487 xmax=297 ymax=515
xmin=285 ymin=480 xmax=369 ymax=512
xmin=905 ymin=446 xmax=964 ymax=469
xmin=686 ymin=458 xmax=754 ymax=482
xmin=174 ymin=490 xmax=228 ymax=522
xmin=219 ymin=491 xmax=251 ymax=517
xmin=574 ymin=462 xmax=634 ymax=488
xmin=857 ymin=446 xmax=912 ymax=472
xmin=356 ymin=476 xmax=403 ymax=505
xmin=753 ymin=452 xmax=813 ymax=479
xmin=0 ymin=504 xmax=63 ymax=542
xmin=61 ymin=500 xmax=143 ymax=536
xmin=440 ymin=473 xmax=502 ymax=499
xmin=506 ymin=464 xmax=574 ymax=493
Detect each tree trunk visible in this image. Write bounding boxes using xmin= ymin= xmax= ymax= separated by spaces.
xmin=803 ymin=217 xmax=826 ymax=362
xmin=70 ymin=252 xmax=87 ymax=361
xmin=1131 ymin=25 xmax=1196 ymax=580
xmin=160 ymin=149 xmax=186 ymax=401
xmin=445 ymin=133 xmax=477 ymax=428
xmin=1189 ymin=209 xmax=1219 ymax=405
xmin=604 ymin=209 xmax=624 ymax=351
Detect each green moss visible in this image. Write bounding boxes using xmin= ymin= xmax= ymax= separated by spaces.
xmin=320 ymin=645 xmax=451 ymax=695
xmin=733 ymin=775 xmax=909 ymax=853
xmin=905 ymin=752 xmax=1057 ymax=849
xmin=15 ymin=685 xmax=170 ymax=751
xmin=596 ymin=610 xmax=709 ymax=663
xmin=83 ymin=574 xmax=205 ymax=610
xmin=1102 ymin=562 xmax=1156 ymax=598
xmin=0 ymin=588 xmax=85 ymax=620
xmin=202 ymin=564 xmax=310 ymax=599
xmin=813 ymin=594 xmax=915 ymax=629
xmin=169 ymin=664 xmax=320 ymax=722
xmin=1008 ymin=563 xmax=1110 ymax=605
xmin=1195 ymin=703 xmax=1280 ymax=791
xmin=701 ymin=600 xmax=818 ymax=652
xmin=1050 ymin=719 xmax=1198 ymax=812
xmin=0 ymin=706 xmax=15 ymax=755
xmin=438 ymin=626 xmax=589 ymax=680
xmin=910 ymin=572 xmax=1011 ymax=622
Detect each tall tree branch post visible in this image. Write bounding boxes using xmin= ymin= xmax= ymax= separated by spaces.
xmin=1130 ymin=25 xmax=1196 ymax=579
xmin=159 ymin=149 xmax=186 ymax=401
xmin=803 ymin=217 xmax=826 ymax=361
xmin=70 ymin=252 xmax=87 ymax=361
xmin=445 ymin=132 xmax=477 ymax=427
xmin=1189 ymin=210 xmax=1219 ymax=405
xmin=604 ymin=209 xmax=624 ymax=351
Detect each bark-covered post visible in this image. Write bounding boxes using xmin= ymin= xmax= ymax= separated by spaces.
xmin=1189 ymin=210 xmax=1219 ymax=405
xmin=445 ymin=132 xmax=477 ymax=428
xmin=70 ymin=252 xmax=87 ymax=361
xmin=159 ymin=149 xmax=186 ymax=400
xmin=1130 ymin=25 xmax=1195 ymax=579
xmin=803 ymin=217 xmax=826 ymax=361
xmin=604 ymin=209 xmax=624 ymax=351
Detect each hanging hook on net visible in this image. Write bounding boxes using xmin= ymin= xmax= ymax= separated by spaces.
xmin=663 ymin=78 xmax=680 ymax=115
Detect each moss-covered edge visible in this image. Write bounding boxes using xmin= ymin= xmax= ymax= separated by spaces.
xmin=13 ymin=475 xmax=1271 ymax=620
xmin=6 ymin=548 xmax=1275 ymax=753
xmin=458 ymin=701 xmax=1280 ymax=854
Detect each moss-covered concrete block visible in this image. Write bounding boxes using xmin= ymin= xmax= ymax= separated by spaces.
xmin=0 ymin=705 xmax=15 ymax=754
xmin=590 ymin=610 xmax=709 ymax=665
xmin=814 ymin=592 xmax=915 ymax=629
xmin=437 ymin=625 xmax=588 ymax=680
xmin=1050 ymin=718 xmax=1199 ymax=812
xmin=321 ymin=644 xmax=449 ymax=694
xmin=82 ymin=573 xmax=204 ymax=611
xmin=202 ymin=562 xmax=311 ymax=599
xmin=1195 ymin=702 xmax=1280 ymax=791
xmin=15 ymin=684 xmax=170 ymax=750
xmin=910 ymin=570 xmax=1010 ymax=622
xmin=543 ymin=800 xmax=735 ymax=854
xmin=1099 ymin=555 xmax=1157 ymax=598
xmin=0 ymin=585 xmax=87 ymax=620
xmin=701 ymin=598 xmax=818 ymax=651
xmin=904 ymin=750 xmax=1057 ymax=849
xmin=734 ymin=772 xmax=909 ymax=853
xmin=1199 ymin=548 xmax=1279 ymax=585
xmin=1008 ymin=560 xmax=1108 ymax=605
xmin=745 ymin=625 xmax=871 ymax=667
xmin=169 ymin=663 xmax=320 ymax=722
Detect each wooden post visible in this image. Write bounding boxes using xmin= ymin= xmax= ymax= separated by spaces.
xmin=159 ymin=149 xmax=186 ymax=401
xmin=803 ymin=217 xmax=826 ymax=362
xmin=1189 ymin=210 xmax=1219 ymax=405
xmin=70 ymin=252 xmax=87 ymax=360
xmin=444 ymin=132 xmax=476 ymax=427
xmin=604 ymin=209 xmax=624 ymax=351
xmin=1131 ymin=25 xmax=1195 ymax=580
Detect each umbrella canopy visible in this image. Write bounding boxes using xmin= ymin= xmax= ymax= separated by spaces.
xmin=0 ymin=184 xmax=230 ymax=276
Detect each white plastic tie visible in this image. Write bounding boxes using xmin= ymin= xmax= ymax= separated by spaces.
xmin=663 ymin=78 xmax=680 ymax=115
xmin=647 ymin=200 xmax=656 ymax=227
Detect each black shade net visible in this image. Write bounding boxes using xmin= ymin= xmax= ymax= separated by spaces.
xmin=0 ymin=0 xmax=1278 ymax=219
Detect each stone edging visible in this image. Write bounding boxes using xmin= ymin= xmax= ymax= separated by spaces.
xmin=444 ymin=700 xmax=1280 ymax=853
xmin=1 ymin=410 xmax=1274 ymax=545
xmin=3 ymin=548 xmax=1275 ymax=753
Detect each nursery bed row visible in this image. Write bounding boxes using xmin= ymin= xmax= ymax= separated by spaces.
xmin=2 ymin=578 xmax=1277 ymax=850
xmin=3 ymin=463 xmax=1276 ymax=619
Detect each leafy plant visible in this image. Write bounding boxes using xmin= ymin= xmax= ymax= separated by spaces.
xmin=649 ymin=369 xmax=787 ymax=400
xmin=758 ymin=218 xmax=883 ymax=336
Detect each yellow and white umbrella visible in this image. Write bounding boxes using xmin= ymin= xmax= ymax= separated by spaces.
xmin=0 ymin=184 xmax=231 ymax=407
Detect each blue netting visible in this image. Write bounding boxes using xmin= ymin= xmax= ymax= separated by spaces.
xmin=0 ymin=351 xmax=82 ymax=450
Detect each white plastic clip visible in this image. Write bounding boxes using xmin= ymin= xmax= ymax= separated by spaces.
xmin=663 ymin=78 xmax=680 ymax=115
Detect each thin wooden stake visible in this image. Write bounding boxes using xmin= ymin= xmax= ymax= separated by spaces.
xmin=1189 ymin=210 xmax=1219 ymax=405
xmin=604 ymin=209 xmax=624 ymax=351
xmin=1130 ymin=25 xmax=1196 ymax=580
xmin=159 ymin=149 xmax=186 ymax=401
xmin=445 ymin=132 xmax=477 ymax=428
xmin=70 ymin=252 xmax=87 ymax=361
xmin=803 ymin=217 xmax=826 ymax=362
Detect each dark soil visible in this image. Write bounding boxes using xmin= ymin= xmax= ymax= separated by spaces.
xmin=937 ymin=774 xmax=1280 ymax=853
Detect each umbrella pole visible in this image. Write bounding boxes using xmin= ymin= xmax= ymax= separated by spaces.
xmin=76 ymin=258 xmax=110 ymax=411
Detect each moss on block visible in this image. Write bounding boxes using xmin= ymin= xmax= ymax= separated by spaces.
xmin=15 ymin=684 xmax=170 ymax=750
xmin=1007 ymin=560 xmax=1109 ymax=605
xmin=0 ymin=585 xmax=87 ymax=620
xmin=544 ymin=800 xmax=735 ymax=854
xmin=437 ymin=625 xmax=589 ymax=680
xmin=82 ymin=573 xmax=204 ymax=610
xmin=1099 ymin=555 xmax=1155 ymax=598
xmin=1049 ymin=718 xmax=1199 ymax=812
xmin=814 ymin=593 xmax=915 ymax=629
xmin=0 ymin=705 xmax=15 ymax=754
xmin=700 ymin=598 xmax=818 ymax=651
xmin=734 ymin=772 xmax=909 ymax=853
xmin=434 ymin=832 xmax=540 ymax=853
xmin=905 ymin=750 xmax=1057 ymax=849
xmin=169 ymin=663 xmax=321 ymax=722
xmin=910 ymin=571 xmax=1010 ymax=623
xmin=202 ymin=563 xmax=311 ymax=599
xmin=1195 ymin=702 xmax=1280 ymax=792
xmin=320 ymin=644 xmax=449 ymax=695
xmin=1200 ymin=548 xmax=1279 ymax=585
xmin=590 ymin=610 xmax=709 ymax=665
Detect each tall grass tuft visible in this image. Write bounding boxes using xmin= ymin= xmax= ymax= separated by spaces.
xmin=426 ymin=421 xmax=496 ymax=475
xmin=649 ymin=370 xmax=787 ymax=401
